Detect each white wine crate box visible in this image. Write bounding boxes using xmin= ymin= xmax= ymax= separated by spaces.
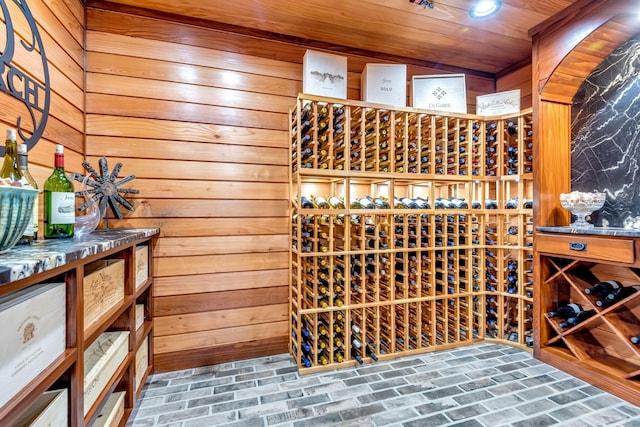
xmin=93 ymin=391 xmax=125 ymax=427
xmin=135 ymin=304 xmax=145 ymax=330
xmin=303 ymin=50 xmax=347 ymax=99
xmin=0 ymin=282 xmax=66 ymax=410
xmin=361 ymin=64 xmax=407 ymax=107
xmin=84 ymin=259 xmax=125 ymax=330
xmin=84 ymin=331 xmax=129 ymax=415
xmin=412 ymin=74 xmax=467 ymax=114
xmin=14 ymin=389 xmax=68 ymax=427
xmin=135 ymin=245 xmax=149 ymax=289
xmin=135 ymin=335 xmax=149 ymax=392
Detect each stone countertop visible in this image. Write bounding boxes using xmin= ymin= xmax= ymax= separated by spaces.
xmin=0 ymin=228 xmax=159 ymax=286
xmin=536 ymin=226 xmax=640 ymax=238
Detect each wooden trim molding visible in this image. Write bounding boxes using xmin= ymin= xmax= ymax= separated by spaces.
xmin=532 ymin=0 xmax=637 ymax=100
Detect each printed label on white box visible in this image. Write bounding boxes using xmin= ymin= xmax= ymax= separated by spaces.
xmin=303 ymin=50 xmax=347 ymax=99
xmin=361 ymin=64 xmax=407 ymax=107
xmin=476 ymin=89 xmax=521 ymax=116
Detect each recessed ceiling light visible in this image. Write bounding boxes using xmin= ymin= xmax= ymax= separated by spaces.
xmin=470 ymin=0 xmax=501 ymax=18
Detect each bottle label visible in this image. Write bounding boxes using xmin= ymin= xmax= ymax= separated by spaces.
xmin=604 ymin=280 xmax=621 ymax=290
xmin=50 ymin=192 xmax=75 ymax=224
xmin=567 ymin=303 xmax=581 ymax=314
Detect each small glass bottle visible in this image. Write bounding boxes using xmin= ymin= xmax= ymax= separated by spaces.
xmin=17 ymin=143 xmax=39 ymax=243
xmin=0 ymin=128 xmax=21 ymax=182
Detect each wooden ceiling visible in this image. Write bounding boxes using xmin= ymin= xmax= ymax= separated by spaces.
xmin=102 ymin=0 xmax=582 ymax=76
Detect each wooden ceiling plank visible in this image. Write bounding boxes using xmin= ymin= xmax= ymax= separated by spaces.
xmin=90 ymin=0 xmax=578 ymax=74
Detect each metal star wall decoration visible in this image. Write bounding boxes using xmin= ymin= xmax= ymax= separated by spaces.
xmin=71 ymin=157 xmax=140 ymax=220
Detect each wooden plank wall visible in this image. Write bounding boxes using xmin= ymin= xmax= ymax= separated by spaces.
xmin=497 ymin=64 xmax=533 ymax=109
xmin=84 ymin=4 xmax=497 ymax=372
xmin=0 ymin=0 xmax=85 ymax=211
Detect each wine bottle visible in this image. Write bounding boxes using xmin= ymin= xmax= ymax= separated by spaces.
xmin=313 ymin=195 xmax=331 ymax=209
xmin=328 ymin=196 xmax=345 ymax=209
xmin=44 ymin=144 xmax=75 ymax=238
xmin=17 ymin=143 xmax=39 ymax=243
xmin=372 ymin=196 xmax=390 ymax=209
xmin=300 ymin=196 xmax=314 ymax=208
xmin=0 ymin=128 xmax=21 ymax=182
xmin=399 ymin=197 xmax=417 ymax=209
xmin=558 ymin=309 xmax=595 ymax=329
xmin=484 ymin=199 xmax=498 ymax=209
xmin=414 ymin=197 xmax=430 ymax=209
xmin=358 ymin=197 xmax=376 ymax=209
xmin=351 ymin=347 xmax=364 ymax=365
xmin=366 ymin=343 xmax=379 ymax=361
xmin=584 ymin=280 xmax=622 ymax=296
xmin=505 ymin=196 xmax=518 ymax=209
xmin=598 ymin=285 xmax=640 ymax=307
xmin=548 ymin=303 xmax=582 ymax=319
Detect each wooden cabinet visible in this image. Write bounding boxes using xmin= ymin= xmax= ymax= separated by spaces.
xmin=529 ymin=1 xmax=640 ymax=406
xmin=0 ymin=229 xmax=158 ymax=426
xmin=289 ymin=94 xmax=534 ymax=373
xmin=535 ymin=228 xmax=640 ymax=405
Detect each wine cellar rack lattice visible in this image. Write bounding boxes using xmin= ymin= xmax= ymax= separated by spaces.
xmin=289 ymin=94 xmax=534 ymax=373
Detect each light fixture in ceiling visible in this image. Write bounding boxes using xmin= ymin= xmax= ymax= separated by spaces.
xmin=409 ymin=0 xmax=434 ymax=9
xmin=469 ymin=0 xmax=501 ymax=18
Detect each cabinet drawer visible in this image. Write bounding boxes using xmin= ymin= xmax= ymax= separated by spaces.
xmin=537 ymin=234 xmax=634 ymax=263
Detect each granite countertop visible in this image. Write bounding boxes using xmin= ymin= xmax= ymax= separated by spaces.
xmin=0 ymin=228 xmax=159 ymax=286
xmin=536 ymin=226 xmax=640 ymax=238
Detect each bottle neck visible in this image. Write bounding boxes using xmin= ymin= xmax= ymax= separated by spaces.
xmin=4 ymin=140 xmax=17 ymax=158
xmin=54 ymin=153 xmax=65 ymax=168
xmin=18 ymin=154 xmax=28 ymax=169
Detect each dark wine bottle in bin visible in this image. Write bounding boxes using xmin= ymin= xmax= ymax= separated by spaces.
xmin=584 ymin=280 xmax=622 ymax=296
xmin=548 ymin=303 xmax=582 ymax=319
xmin=598 ymin=285 xmax=640 ymax=306
xmin=558 ymin=309 xmax=596 ymax=329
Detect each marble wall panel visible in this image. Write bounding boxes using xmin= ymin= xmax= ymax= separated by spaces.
xmin=571 ymin=33 xmax=640 ymax=228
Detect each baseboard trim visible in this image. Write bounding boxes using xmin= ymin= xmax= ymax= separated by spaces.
xmin=153 ymin=336 xmax=289 ymax=373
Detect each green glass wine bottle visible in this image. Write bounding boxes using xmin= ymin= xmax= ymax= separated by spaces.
xmin=44 ymin=144 xmax=74 ymax=238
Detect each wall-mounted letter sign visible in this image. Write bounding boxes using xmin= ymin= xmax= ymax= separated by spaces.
xmin=0 ymin=0 xmax=50 ymax=153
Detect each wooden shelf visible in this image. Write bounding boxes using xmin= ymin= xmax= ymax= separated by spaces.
xmin=0 ymin=230 xmax=158 ymax=426
xmin=290 ymin=96 xmax=535 ymax=373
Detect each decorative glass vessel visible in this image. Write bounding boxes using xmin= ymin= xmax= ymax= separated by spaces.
xmin=560 ymin=191 xmax=606 ymax=229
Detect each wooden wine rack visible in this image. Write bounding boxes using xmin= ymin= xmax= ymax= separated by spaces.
xmin=535 ymin=230 xmax=640 ymax=405
xmin=289 ymin=94 xmax=534 ymax=373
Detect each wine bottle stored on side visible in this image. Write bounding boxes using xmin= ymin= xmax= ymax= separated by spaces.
xmin=558 ymin=309 xmax=596 ymax=329
xmin=597 ymin=285 xmax=640 ymax=307
xmin=548 ymin=303 xmax=583 ymax=319
xmin=351 ymin=347 xmax=364 ymax=365
xmin=584 ymin=280 xmax=622 ymax=296
xmin=17 ymin=143 xmax=39 ymax=243
xmin=44 ymin=144 xmax=75 ymax=238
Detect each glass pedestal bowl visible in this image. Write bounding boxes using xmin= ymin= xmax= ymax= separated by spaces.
xmin=560 ymin=191 xmax=606 ymax=229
